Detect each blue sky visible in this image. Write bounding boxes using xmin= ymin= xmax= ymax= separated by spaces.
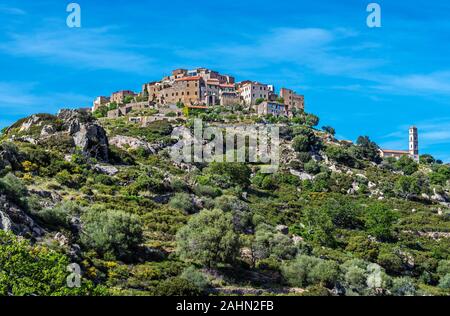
xmin=0 ymin=0 xmax=449 ymax=161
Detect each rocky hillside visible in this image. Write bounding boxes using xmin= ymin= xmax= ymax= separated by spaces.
xmin=1 ymin=107 xmax=450 ymax=296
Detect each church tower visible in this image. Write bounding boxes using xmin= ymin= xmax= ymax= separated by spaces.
xmin=409 ymin=126 xmax=419 ymax=161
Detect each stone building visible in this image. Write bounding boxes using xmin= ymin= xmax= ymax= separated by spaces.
xmin=256 ymin=101 xmax=288 ymax=116
xmin=110 ymin=90 xmax=136 ymax=104
xmin=380 ymin=126 xmax=419 ymax=161
xmin=280 ymin=88 xmax=305 ymax=111
xmin=238 ymin=81 xmax=270 ymax=107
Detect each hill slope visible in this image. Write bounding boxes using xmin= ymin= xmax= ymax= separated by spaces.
xmin=1 ymin=107 xmax=450 ymax=296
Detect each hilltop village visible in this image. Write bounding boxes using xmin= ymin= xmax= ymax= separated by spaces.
xmin=91 ymin=67 xmax=305 ymax=119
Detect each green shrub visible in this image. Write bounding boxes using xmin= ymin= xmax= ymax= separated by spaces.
xmin=152 ymin=277 xmax=202 ymax=296
xmin=169 ymin=193 xmax=196 ymax=214
xmin=391 ymin=277 xmax=416 ymax=296
xmin=176 ymin=209 xmax=240 ymax=267
xmin=81 ymin=209 xmax=143 ymax=259
xmin=180 ymin=266 xmax=210 ymax=292
xmin=0 ymin=173 xmax=28 ymax=208
xmin=365 ymin=203 xmax=398 ymax=241
xmin=282 ymin=255 xmax=339 ymax=288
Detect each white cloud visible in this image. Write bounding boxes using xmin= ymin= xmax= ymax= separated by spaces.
xmin=0 ymin=27 xmax=154 ymax=74
xmin=0 ymin=6 xmax=26 ymax=15
xmin=176 ymin=27 xmax=383 ymax=78
xmin=373 ymin=72 xmax=450 ymax=96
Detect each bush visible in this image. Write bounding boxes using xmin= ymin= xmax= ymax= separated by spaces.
xmin=37 ymin=201 xmax=83 ymax=229
xmin=169 ymin=193 xmax=197 ymax=214
xmin=176 ymin=209 xmax=240 ymax=267
xmin=395 ymin=156 xmax=418 ymax=175
xmin=438 ymin=274 xmax=450 ymax=289
xmin=365 ymin=203 xmax=398 ymax=241
xmin=341 ymin=259 xmax=369 ymax=295
xmin=55 ymin=170 xmax=85 ymax=189
xmin=252 ymin=225 xmax=297 ymax=262
xmin=293 ymin=135 xmax=310 ymax=153
xmin=203 ymin=162 xmax=251 ymax=188
xmin=152 ymin=277 xmax=202 ymax=296
xmin=214 ymin=195 xmax=251 ymax=232
xmin=81 ymin=209 xmax=143 ymax=259
xmin=304 ymin=160 xmax=320 ymax=175
xmin=0 ymin=173 xmax=28 ymax=208
xmin=282 ymin=255 xmax=339 ymax=288
xmin=391 ymin=277 xmax=416 ymax=296
xmin=180 ymin=266 xmax=210 ymax=292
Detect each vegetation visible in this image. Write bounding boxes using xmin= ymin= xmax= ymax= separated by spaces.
xmin=1 ymin=104 xmax=449 ymax=297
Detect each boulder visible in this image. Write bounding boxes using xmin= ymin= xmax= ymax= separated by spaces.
xmin=94 ymin=164 xmax=119 ymax=176
xmin=290 ymin=169 xmax=313 ymax=180
xmin=110 ymin=135 xmax=154 ymax=153
xmin=56 ymin=109 xmax=109 ymax=161
xmin=73 ymin=123 xmax=109 ymax=161
xmin=40 ymin=124 xmax=56 ymax=137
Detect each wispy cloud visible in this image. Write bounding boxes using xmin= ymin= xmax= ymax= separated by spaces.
xmin=176 ymin=27 xmax=383 ymax=78
xmin=369 ymin=71 xmax=450 ymax=97
xmin=0 ymin=6 xmax=26 ymax=15
xmin=0 ymin=26 xmax=154 ymax=74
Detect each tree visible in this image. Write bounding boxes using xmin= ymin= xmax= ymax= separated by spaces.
xmin=81 ymin=209 xmax=143 ymax=259
xmin=391 ymin=277 xmax=416 ymax=296
xmin=204 ymin=162 xmax=251 ymax=188
xmin=303 ymin=207 xmax=336 ymax=247
xmin=394 ymin=175 xmax=421 ymax=199
xmin=355 ymin=136 xmax=381 ymax=163
xmin=366 ymin=203 xmax=398 ymax=241
xmin=251 ymin=225 xmax=297 ymax=262
xmin=395 ymin=156 xmax=418 ymax=175
xmin=305 ymin=114 xmax=319 ymax=127
xmin=169 ymin=193 xmax=197 ymax=214
xmin=282 ymin=255 xmax=339 ymax=288
xmin=293 ymin=135 xmax=310 ymax=153
xmin=420 ymin=154 xmax=435 ymax=165
xmin=322 ymin=126 xmax=336 ymax=136
xmin=176 ymin=209 xmax=240 ymax=267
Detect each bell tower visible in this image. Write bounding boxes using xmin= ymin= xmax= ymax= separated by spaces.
xmin=409 ymin=126 xmax=419 ymax=161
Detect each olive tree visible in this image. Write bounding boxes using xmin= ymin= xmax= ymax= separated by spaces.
xmin=176 ymin=209 xmax=240 ymax=267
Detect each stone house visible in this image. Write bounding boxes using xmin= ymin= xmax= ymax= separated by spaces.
xmin=256 ymin=101 xmax=288 ymax=116
xmin=280 ymin=88 xmax=305 ymax=111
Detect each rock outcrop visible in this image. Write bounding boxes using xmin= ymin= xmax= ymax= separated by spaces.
xmin=0 ymin=195 xmax=44 ymax=238
xmin=110 ymin=135 xmax=168 ymax=155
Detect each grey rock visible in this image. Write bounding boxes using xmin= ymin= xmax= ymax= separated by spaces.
xmin=94 ymin=164 xmax=119 ymax=176
xmin=40 ymin=124 xmax=56 ymax=137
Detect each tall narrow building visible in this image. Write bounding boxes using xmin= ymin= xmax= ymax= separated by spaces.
xmin=409 ymin=126 xmax=419 ymax=161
